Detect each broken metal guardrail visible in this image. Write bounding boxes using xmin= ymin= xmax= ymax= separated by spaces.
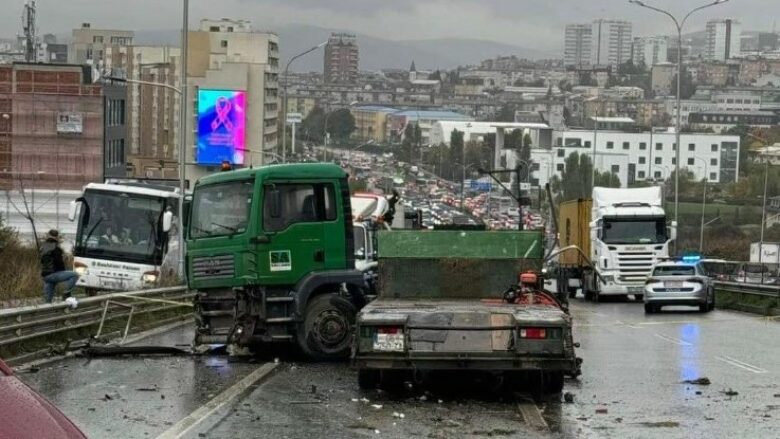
xmin=0 ymin=286 xmax=194 ymax=362
xmin=713 ymin=281 xmax=780 ymax=316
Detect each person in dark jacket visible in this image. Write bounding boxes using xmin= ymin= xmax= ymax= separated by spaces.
xmin=40 ymin=230 xmax=79 ymax=304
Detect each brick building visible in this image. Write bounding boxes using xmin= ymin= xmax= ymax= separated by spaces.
xmin=0 ymin=63 xmax=111 ymax=190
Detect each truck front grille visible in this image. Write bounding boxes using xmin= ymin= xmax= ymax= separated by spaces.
xmin=192 ymin=254 xmax=235 ymax=280
xmin=616 ymin=252 xmax=654 ymax=283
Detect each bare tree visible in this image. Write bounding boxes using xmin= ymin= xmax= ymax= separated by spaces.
xmin=4 ymin=173 xmax=40 ymax=253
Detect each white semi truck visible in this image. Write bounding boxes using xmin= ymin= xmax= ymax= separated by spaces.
xmin=557 ymin=186 xmax=677 ymax=301
xmin=68 ymin=181 xmax=181 ymax=294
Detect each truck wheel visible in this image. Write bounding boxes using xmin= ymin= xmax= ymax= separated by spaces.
xmin=634 ymin=294 xmax=644 ymax=302
xmin=379 ymin=370 xmax=405 ymax=391
xmin=567 ymin=286 xmax=578 ymax=299
xmin=543 ymin=372 xmax=565 ymax=395
xmin=358 ymin=369 xmax=380 ymax=390
xmin=297 ymin=293 xmax=356 ymax=360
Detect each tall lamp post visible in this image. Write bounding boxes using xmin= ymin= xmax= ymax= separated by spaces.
xmin=281 ymin=41 xmax=328 ymax=162
xmin=629 ymin=0 xmax=729 ymax=253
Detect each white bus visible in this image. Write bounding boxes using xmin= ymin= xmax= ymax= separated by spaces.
xmin=69 ymin=182 xmax=180 ymax=293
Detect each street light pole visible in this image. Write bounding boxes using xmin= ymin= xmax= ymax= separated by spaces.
xmin=281 ymin=41 xmax=327 ymax=163
xmin=629 ymin=0 xmax=729 ymax=254
xmin=760 ymin=161 xmax=769 ymax=277
xmin=178 ymin=0 xmax=189 ymax=280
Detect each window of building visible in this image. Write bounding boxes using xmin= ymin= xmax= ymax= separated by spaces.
xmin=672 ymin=158 xmax=676 ymax=165
xmin=638 ymin=171 xmax=646 ymax=179
xmin=209 ymin=26 xmax=220 ymax=32
xmin=93 ymin=36 xmax=104 ymax=43
xmin=531 ymin=163 xmax=540 ymax=171
xmin=622 ymin=142 xmax=629 ymax=150
xmin=263 ymin=183 xmax=337 ymax=232
xmin=86 ymin=48 xmax=93 ymax=60
xmin=688 ymin=143 xmax=695 ymax=151
xmin=556 ymin=163 xmax=564 ymax=172
xmin=606 ymin=141 xmax=614 ymax=149
xmin=711 ymin=158 xmax=718 ymax=166
xmin=711 ymin=144 xmax=719 ymax=152
xmin=639 ymin=142 xmax=647 ymax=150
xmin=639 ymin=157 xmax=646 ymax=164
xmin=655 ymin=157 xmax=662 ymax=165
xmin=611 ymin=165 xmax=620 ymax=174
xmin=710 ymin=172 xmax=717 ymax=181
xmin=673 ymin=143 xmax=677 ymax=151
xmin=557 ymin=149 xmax=565 ymax=157
xmin=584 ymin=141 xmax=591 ymax=148
xmin=654 ymin=171 xmax=662 ymax=179
xmin=220 ymin=40 xmax=228 ymax=48
xmin=655 ymin=143 xmax=662 ymax=150
xmin=688 ymin=158 xmax=695 ymax=165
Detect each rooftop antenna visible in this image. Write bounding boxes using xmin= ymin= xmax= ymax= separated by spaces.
xmin=22 ymin=0 xmax=37 ymax=62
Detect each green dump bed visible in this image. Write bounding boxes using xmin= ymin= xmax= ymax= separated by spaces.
xmin=377 ymin=230 xmax=544 ymax=299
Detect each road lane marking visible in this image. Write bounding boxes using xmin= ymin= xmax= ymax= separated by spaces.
xmin=714 ymin=355 xmax=767 ymax=374
xmin=156 ymin=362 xmax=279 ymax=439
xmin=615 ymin=320 xmax=642 ymax=329
xmin=653 ymin=333 xmax=692 ymax=346
xmin=517 ymin=402 xmax=549 ymax=431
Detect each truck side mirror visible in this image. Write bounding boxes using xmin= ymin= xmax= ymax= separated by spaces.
xmin=669 ymin=220 xmax=678 ymax=241
xmin=589 ymin=220 xmax=600 ymax=243
xmin=68 ymin=200 xmax=78 ymax=221
xmin=162 ymin=211 xmax=173 ymax=233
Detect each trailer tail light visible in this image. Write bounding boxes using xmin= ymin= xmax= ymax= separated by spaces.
xmin=688 ymin=278 xmax=705 ymax=284
xmin=372 ymin=326 xmax=404 ymax=352
xmin=519 ymin=327 xmax=547 ymax=339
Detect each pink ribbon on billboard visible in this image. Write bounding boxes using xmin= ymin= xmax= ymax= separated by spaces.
xmin=211 ymin=96 xmax=234 ymax=132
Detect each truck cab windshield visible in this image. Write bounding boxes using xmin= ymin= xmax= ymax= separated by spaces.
xmin=190 ymin=180 xmax=254 ymax=238
xmin=75 ymin=190 xmax=168 ymax=264
xmin=601 ymin=217 xmax=668 ymax=245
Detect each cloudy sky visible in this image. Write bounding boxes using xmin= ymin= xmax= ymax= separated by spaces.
xmin=3 ymin=0 xmax=775 ymax=50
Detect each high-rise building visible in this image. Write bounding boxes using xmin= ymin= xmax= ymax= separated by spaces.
xmin=705 ymin=19 xmax=741 ymax=61
xmin=632 ymin=37 xmax=668 ymax=68
xmin=69 ymin=23 xmax=134 ymax=66
xmin=185 ymin=18 xmax=280 ymax=180
xmin=564 ymin=24 xmax=592 ymax=67
xmin=590 ymin=19 xmax=633 ymax=69
xmin=324 ymin=33 xmax=358 ymax=84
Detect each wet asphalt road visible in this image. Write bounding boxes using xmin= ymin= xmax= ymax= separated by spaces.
xmin=18 ymin=299 xmax=780 ymax=439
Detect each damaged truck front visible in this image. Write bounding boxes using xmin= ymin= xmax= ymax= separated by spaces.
xmin=352 ymin=230 xmax=579 ymax=395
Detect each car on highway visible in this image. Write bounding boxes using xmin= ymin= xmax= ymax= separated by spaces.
xmin=0 ymin=359 xmax=87 ymax=439
xmin=734 ymin=263 xmax=777 ymax=285
xmin=644 ymin=256 xmax=716 ymax=314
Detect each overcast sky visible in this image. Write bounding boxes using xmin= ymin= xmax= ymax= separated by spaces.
xmin=3 ymin=0 xmax=776 ymax=50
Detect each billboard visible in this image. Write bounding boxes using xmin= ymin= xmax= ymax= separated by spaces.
xmin=196 ymin=89 xmax=246 ymax=166
xmin=57 ymin=112 xmax=83 ymax=134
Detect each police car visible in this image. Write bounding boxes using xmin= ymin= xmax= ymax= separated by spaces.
xmin=644 ymin=256 xmax=715 ymax=314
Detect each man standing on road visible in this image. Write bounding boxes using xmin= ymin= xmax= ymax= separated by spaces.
xmin=40 ymin=230 xmax=79 ymax=307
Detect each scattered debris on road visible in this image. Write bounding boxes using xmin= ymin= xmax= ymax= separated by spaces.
xmin=682 ymin=377 xmax=711 ymax=385
xmin=635 ymin=421 xmax=680 ymax=428
xmin=370 ymin=404 xmax=383 ymax=410
xmin=721 ymin=389 xmax=739 ymax=397
xmin=563 ymin=392 xmax=575 ymax=403
xmin=595 ymin=406 xmax=609 ymax=414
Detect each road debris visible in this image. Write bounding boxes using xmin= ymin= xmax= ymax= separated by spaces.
xmin=563 ymin=392 xmax=575 ymax=403
xmin=682 ymin=377 xmax=711 ymax=385
xmin=635 ymin=421 xmax=680 ymax=428
xmin=595 ymin=406 xmax=609 ymax=414
xmin=721 ymin=389 xmax=739 ymax=396
xmin=370 ymin=404 xmax=383 ymax=409
xmin=136 ymin=386 xmax=158 ymax=392
xmin=392 ymin=412 xmax=405 ymax=419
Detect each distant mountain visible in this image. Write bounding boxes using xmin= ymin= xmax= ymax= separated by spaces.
xmin=127 ymin=23 xmax=552 ymax=72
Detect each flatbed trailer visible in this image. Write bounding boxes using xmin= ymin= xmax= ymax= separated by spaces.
xmin=352 ymin=230 xmax=579 ymax=394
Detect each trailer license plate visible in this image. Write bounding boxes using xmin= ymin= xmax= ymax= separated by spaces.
xmin=373 ymin=333 xmax=404 ymax=352
xmin=628 ymin=287 xmax=644 ymax=294
xmin=665 ymin=281 xmax=683 ymax=289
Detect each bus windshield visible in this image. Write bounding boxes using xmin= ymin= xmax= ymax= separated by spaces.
xmin=75 ymin=190 xmax=169 ymax=264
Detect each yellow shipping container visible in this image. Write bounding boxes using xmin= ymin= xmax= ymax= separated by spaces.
xmin=558 ymin=199 xmax=592 ymax=268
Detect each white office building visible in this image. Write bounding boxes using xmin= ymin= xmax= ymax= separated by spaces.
xmin=564 ymin=24 xmax=592 ymax=67
xmin=521 ymin=130 xmax=740 ymax=188
xmin=632 ymin=37 xmax=668 ymax=67
xmin=705 ymin=19 xmax=742 ymax=61
xmin=590 ymin=20 xmax=633 ymax=69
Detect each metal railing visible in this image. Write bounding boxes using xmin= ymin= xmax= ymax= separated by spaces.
xmin=713 ymin=280 xmax=780 ymax=316
xmin=0 ymin=286 xmax=193 ymax=363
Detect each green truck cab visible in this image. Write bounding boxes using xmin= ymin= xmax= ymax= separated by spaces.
xmin=186 ymin=163 xmax=368 ymax=359
xmin=353 ymin=230 xmax=580 ymax=395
